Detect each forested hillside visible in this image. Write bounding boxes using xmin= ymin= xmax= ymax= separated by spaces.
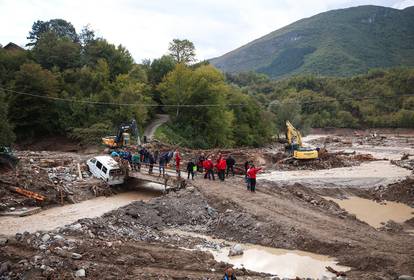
xmin=226 ymin=68 xmax=414 ymax=132
xmin=0 ymin=19 xmax=273 ymax=148
xmin=211 ymin=5 xmax=414 ymax=79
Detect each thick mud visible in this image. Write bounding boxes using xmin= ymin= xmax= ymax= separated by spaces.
xmin=1 ymin=130 xmax=414 ymax=279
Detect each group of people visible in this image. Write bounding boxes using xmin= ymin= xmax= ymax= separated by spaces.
xmin=185 ymin=153 xmax=236 ymax=181
xmin=110 ymin=147 xmax=263 ymax=191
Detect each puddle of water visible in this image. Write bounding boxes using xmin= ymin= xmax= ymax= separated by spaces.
xmin=260 ymin=161 xmax=411 ymax=187
xmin=213 ymin=245 xmax=349 ymax=279
xmin=324 ymin=196 xmax=414 ymax=228
xmin=165 ymin=229 xmax=349 ymax=279
xmin=0 ymin=190 xmax=157 ymax=236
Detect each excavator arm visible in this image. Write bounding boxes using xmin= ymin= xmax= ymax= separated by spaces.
xmin=286 ymin=121 xmax=303 ymax=147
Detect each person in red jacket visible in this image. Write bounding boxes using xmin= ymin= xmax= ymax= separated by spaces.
xmin=247 ymin=164 xmax=262 ymax=192
xmin=203 ymin=158 xmax=215 ymax=180
xmin=217 ymin=156 xmax=227 ymax=181
xmin=175 ymin=149 xmax=182 ymax=177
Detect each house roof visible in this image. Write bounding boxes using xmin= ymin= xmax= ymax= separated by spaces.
xmin=3 ymin=42 xmax=24 ymax=51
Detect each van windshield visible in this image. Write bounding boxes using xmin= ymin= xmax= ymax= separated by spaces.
xmin=109 ymin=169 xmax=123 ymax=176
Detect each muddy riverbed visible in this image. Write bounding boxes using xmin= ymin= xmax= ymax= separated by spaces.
xmin=1 ymin=131 xmax=414 ymax=279
xmin=260 ymin=160 xmax=411 ymax=187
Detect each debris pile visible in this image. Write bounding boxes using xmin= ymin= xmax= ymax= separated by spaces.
xmin=370 ymin=178 xmax=414 ymax=207
xmin=0 ymin=151 xmax=109 ymax=211
xmin=391 ymin=154 xmax=414 ymax=171
xmin=275 ymin=151 xmax=376 ymax=171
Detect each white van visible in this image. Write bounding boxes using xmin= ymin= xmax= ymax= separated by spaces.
xmin=86 ymin=155 xmax=125 ymax=185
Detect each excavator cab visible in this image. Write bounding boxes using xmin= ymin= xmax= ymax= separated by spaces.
xmin=285 ymin=121 xmax=318 ymax=160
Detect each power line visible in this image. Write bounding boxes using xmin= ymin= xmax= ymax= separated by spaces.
xmin=0 ymin=87 xmax=245 ymax=107
xmin=1 ymin=86 xmax=412 ymax=108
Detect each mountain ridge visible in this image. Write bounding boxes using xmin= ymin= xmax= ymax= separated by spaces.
xmin=210 ymin=5 xmax=414 ymax=78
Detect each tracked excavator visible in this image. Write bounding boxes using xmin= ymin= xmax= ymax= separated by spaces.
xmin=286 ymin=121 xmax=318 ymax=160
xmin=102 ymin=119 xmax=141 ymax=148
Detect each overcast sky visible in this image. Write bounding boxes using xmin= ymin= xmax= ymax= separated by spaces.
xmin=1 ymin=0 xmax=413 ymax=62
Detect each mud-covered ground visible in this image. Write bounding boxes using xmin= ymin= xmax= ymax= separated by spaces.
xmin=1 ymin=177 xmax=414 ymax=279
xmin=1 ymin=130 xmax=414 ymax=280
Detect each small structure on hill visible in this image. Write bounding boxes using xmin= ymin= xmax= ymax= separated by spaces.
xmin=3 ymin=42 xmax=24 ymax=51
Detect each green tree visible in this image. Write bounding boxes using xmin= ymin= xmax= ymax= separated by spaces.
xmin=158 ymin=63 xmax=193 ymax=118
xmin=8 ymin=63 xmax=59 ymax=138
xmin=83 ymin=39 xmax=134 ymax=80
xmin=79 ymin=25 xmax=95 ymax=47
xmin=168 ymin=39 xmax=196 ymax=64
xmin=27 ymin=19 xmax=79 ymax=46
xmin=32 ymin=31 xmax=81 ymax=70
xmin=147 ymin=55 xmax=176 ymax=85
xmin=0 ymin=91 xmax=15 ymax=146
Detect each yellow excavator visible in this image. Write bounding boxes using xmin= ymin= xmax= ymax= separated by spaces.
xmin=286 ymin=121 xmax=318 ymax=160
xmin=102 ymin=119 xmax=141 ymax=148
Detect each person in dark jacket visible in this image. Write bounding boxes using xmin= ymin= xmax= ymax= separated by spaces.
xmin=148 ymin=152 xmax=155 ymax=174
xmin=222 ymin=267 xmax=237 ymax=280
xmin=158 ymin=152 xmax=168 ymax=176
xmin=197 ymin=153 xmax=206 ymax=172
xmin=226 ymin=155 xmax=236 ymax=177
xmin=186 ymin=160 xmax=195 ymax=180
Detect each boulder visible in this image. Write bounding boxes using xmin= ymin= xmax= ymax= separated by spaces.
xmin=41 ymin=234 xmax=51 ymax=242
xmin=71 ymin=253 xmax=82 ymax=260
xmin=74 ymin=268 xmax=86 ymax=277
xmin=228 ymin=244 xmax=244 ymax=256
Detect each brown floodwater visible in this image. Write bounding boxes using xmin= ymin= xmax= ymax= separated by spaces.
xmin=260 ymin=161 xmax=411 ymax=188
xmin=324 ymin=196 xmax=414 ymax=228
xmin=166 ymin=229 xmax=350 ymax=279
xmin=0 ymin=183 xmax=162 ymax=236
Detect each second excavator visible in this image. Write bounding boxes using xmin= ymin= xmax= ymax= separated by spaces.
xmin=285 ymin=120 xmax=318 ymax=160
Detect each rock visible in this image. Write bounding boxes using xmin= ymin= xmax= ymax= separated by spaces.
xmin=39 ymin=245 xmax=47 ymax=250
xmin=9 ymin=207 xmax=15 ymax=211
xmin=70 ymin=223 xmax=82 ymax=231
xmin=33 ymin=255 xmax=42 ymax=263
xmin=399 ymin=276 xmax=414 ymax=280
xmin=74 ymin=268 xmax=86 ymax=277
xmin=41 ymin=234 xmax=51 ymax=242
xmin=228 ymin=244 xmax=244 ymax=256
xmin=0 ymin=261 xmax=11 ymax=275
xmin=71 ymin=253 xmax=82 ymax=260
xmin=0 ymin=238 xmax=8 ymax=246
xmin=54 ymin=235 xmax=64 ymax=240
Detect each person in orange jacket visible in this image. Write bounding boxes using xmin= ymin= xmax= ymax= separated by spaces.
xmin=203 ymin=158 xmax=215 ymax=180
xmin=247 ymin=164 xmax=263 ymax=192
xmin=175 ymin=149 xmax=182 ymax=177
xmin=217 ymin=156 xmax=227 ymax=181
